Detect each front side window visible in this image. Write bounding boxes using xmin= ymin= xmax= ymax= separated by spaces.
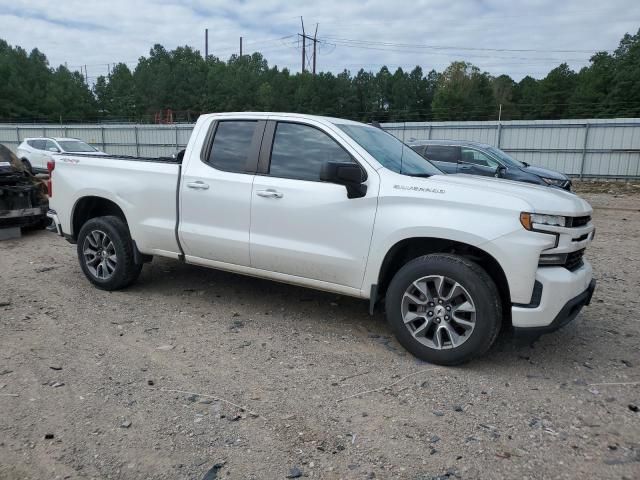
xmin=461 ymin=147 xmax=499 ymax=168
xmin=337 ymin=124 xmax=442 ymax=177
xmin=486 ymin=146 xmax=523 ymax=167
xmin=269 ymin=123 xmax=354 ymax=181
xmin=426 ymin=145 xmax=459 ymax=163
xmin=206 ymin=121 xmax=257 ymax=173
xmin=44 ymin=140 xmax=59 ymax=152
xmin=410 ymin=145 xmax=427 ymax=156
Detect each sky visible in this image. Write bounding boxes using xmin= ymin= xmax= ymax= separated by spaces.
xmin=1 ymin=0 xmax=639 ymax=83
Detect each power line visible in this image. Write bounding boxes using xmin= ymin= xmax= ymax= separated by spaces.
xmin=320 ymin=35 xmax=606 ymax=54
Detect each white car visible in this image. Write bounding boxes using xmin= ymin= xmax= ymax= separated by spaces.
xmin=47 ymin=112 xmax=595 ymax=365
xmin=17 ymin=137 xmax=102 ymax=173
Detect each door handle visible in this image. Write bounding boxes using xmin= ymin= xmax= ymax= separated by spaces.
xmin=256 ymin=189 xmax=283 ymax=199
xmin=186 ymin=181 xmax=209 ymax=190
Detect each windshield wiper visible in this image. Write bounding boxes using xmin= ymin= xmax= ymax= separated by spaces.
xmin=406 ymin=173 xmax=433 ymax=178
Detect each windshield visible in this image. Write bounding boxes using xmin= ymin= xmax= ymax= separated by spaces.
xmin=57 ymin=140 xmax=97 ymax=153
xmin=337 ymin=124 xmax=442 ymax=177
xmin=486 ymin=146 xmax=523 ymax=168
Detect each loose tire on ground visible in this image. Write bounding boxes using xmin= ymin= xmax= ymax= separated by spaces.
xmin=76 ymin=215 xmax=142 ymax=291
xmin=385 ymin=253 xmax=502 ymax=365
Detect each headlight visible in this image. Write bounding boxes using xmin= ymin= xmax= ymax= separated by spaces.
xmin=520 ymin=212 xmax=567 ymax=230
xmin=541 ymin=177 xmax=565 ymax=187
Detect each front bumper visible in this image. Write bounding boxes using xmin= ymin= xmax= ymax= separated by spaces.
xmin=514 ymin=279 xmax=595 ymax=335
xmin=511 ymin=260 xmax=594 ymax=330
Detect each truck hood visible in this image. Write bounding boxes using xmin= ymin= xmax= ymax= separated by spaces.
xmin=428 ymin=174 xmax=591 ymax=216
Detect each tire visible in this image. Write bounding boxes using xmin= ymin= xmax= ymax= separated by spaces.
xmin=22 ymin=158 xmax=33 ymax=174
xmin=385 ymin=254 xmax=501 ymax=365
xmin=76 ymin=215 xmax=142 ymax=291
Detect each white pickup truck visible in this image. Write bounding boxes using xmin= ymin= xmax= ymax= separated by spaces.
xmin=48 ymin=112 xmax=596 ymax=365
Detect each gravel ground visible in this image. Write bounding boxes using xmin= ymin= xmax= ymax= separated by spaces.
xmin=1 ymin=186 xmax=639 ymax=480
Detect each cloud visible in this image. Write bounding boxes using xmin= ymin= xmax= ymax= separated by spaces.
xmin=0 ymin=0 xmax=638 ymax=81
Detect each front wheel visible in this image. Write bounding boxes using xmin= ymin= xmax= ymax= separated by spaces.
xmin=385 ymin=254 xmax=502 ymax=365
xmin=76 ymin=215 xmax=142 ymax=291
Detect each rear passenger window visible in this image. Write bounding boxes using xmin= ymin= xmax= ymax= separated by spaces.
xmin=426 ymin=146 xmax=459 ymax=163
xmin=31 ymin=140 xmax=46 ymax=150
xmin=206 ymin=121 xmax=257 ymax=173
xmin=269 ymin=123 xmax=353 ymax=181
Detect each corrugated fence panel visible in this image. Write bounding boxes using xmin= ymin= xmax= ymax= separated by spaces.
xmin=384 ymin=118 xmax=640 ymax=179
xmin=0 ymin=119 xmax=639 ymax=179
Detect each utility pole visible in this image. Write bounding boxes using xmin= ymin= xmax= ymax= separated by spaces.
xmin=313 ymin=24 xmax=318 ymax=75
xmin=299 ymin=17 xmax=319 ymax=75
xmin=240 ymin=36 xmax=243 ymax=57
xmin=205 ymin=28 xmax=209 ymax=59
xmin=300 ymin=17 xmax=306 ymax=73
xmin=84 ymin=65 xmax=88 ymax=84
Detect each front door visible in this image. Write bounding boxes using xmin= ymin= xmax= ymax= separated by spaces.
xmin=179 ymin=120 xmax=264 ymax=266
xmin=250 ymin=120 xmax=378 ymax=289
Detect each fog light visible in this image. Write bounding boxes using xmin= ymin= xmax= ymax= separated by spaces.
xmin=538 ymin=253 xmax=568 ymax=266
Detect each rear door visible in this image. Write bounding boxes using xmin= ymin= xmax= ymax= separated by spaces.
xmin=179 ymin=119 xmax=265 ymax=266
xmin=424 ymin=145 xmax=460 ymax=174
xmin=249 ymin=119 xmax=378 ymax=289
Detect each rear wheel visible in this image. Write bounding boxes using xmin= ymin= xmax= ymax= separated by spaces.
xmin=76 ymin=215 xmax=142 ymax=290
xmin=385 ymin=254 xmax=501 ymax=365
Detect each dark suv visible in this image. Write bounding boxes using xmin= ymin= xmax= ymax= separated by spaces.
xmin=408 ymin=140 xmax=571 ymax=191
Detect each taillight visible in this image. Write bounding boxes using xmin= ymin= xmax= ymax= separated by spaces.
xmin=47 ymin=160 xmax=55 ymax=197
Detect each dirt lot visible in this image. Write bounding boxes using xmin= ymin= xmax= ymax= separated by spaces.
xmin=1 ymin=184 xmax=639 ymax=480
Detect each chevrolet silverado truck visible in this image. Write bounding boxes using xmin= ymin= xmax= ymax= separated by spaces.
xmin=47 ymin=113 xmax=596 ymax=365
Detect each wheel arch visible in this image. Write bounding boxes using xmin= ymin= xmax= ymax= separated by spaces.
xmin=375 ymin=237 xmax=511 ymax=323
xmin=71 ymin=196 xmax=128 ymax=242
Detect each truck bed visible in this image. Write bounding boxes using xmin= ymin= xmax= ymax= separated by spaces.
xmin=50 ymin=152 xmax=182 ymax=257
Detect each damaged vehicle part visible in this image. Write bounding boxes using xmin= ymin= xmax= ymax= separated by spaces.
xmin=0 ymin=144 xmax=49 ymax=229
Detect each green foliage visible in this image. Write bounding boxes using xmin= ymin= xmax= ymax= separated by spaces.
xmin=1 ymin=28 xmax=640 ymax=123
xmin=431 ymin=62 xmax=496 ymax=120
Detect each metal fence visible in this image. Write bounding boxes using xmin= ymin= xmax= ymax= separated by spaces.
xmin=1 ymin=118 xmax=639 ymax=179
xmin=0 ymin=124 xmax=194 ymax=158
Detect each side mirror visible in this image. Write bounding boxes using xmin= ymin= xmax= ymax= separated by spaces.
xmin=172 ymin=149 xmax=185 ymax=162
xmin=320 ymin=161 xmax=367 ymax=199
xmin=495 ymin=166 xmax=507 ymax=178
xmin=47 ymin=147 xmax=59 ymax=153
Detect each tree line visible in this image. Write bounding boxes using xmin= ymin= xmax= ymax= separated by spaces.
xmin=1 ymin=28 xmax=639 ymax=123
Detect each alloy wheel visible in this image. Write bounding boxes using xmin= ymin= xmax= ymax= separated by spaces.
xmin=401 ymin=275 xmax=476 ymax=349
xmin=82 ymin=229 xmax=117 ymax=280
